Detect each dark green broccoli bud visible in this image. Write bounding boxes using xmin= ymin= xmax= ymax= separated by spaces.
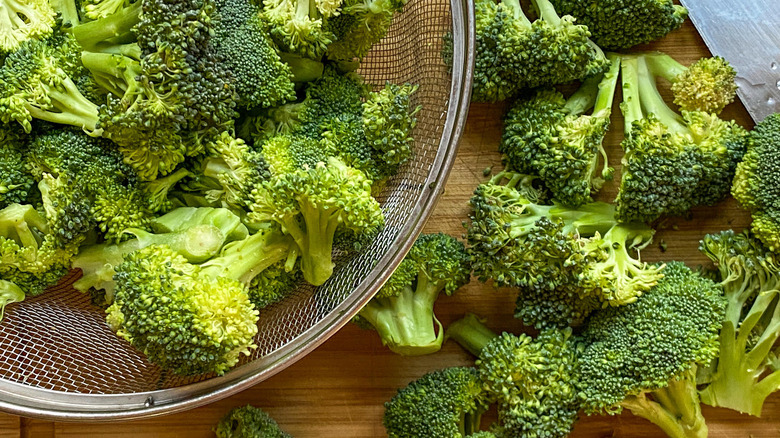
xmin=383 ymin=367 xmax=490 ymax=438
xmin=470 ymin=0 xmax=608 ymax=102
xmin=446 ymin=314 xmax=582 ymax=438
xmin=325 ymin=0 xmax=404 ymax=60
xmin=362 ymin=82 xmax=421 ymax=173
xmin=212 ymin=0 xmax=296 ymax=110
xmin=0 ymin=280 xmax=25 ymax=321
xmin=215 ymin=405 xmax=291 ymax=438
xmin=548 ymin=0 xmax=687 ymax=50
xmin=501 ymin=54 xmax=620 ymax=206
xmin=356 ymin=233 xmax=471 ymax=355
xmin=108 ymin=245 xmax=259 ymax=376
xmin=0 ymin=128 xmax=35 ymax=208
xmin=247 ymin=261 xmax=301 ymax=310
xmin=0 ymin=36 xmax=99 ymax=133
xmin=731 ymin=113 xmax=780 ymax=252
xmin=248 ymin=157 xmax=384 ymax=286
xmin=260 ymin=0 xmax=338 ymax=59
xmin=298 ymin=67 xmax=369 ymax=135
xmin=578 ymin=262 xmax=725 ymax=438
xmin=73 ymin=207 xmax=249 ymax=304
xmin=645 ymin=52 xmax=738 ymax=114
xmin=0 ymin=0 xmax=56 ymax=54
xmin=698 ymin=230 xmax=780 ymax=416
xmin=615 ymin=54 xmax=748 ymax=223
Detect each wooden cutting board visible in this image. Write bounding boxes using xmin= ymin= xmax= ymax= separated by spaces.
xmin=3 ymin=16 xmax=779 ymax=438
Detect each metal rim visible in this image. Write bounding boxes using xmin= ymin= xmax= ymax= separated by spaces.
xmin=0 ymin=0 xmax=476 ymax=421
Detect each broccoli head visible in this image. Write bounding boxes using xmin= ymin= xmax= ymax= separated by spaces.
xmin=384 ymin=366 xmax=490 ymax=438
xmin=548 ymin=0 xmax=688 ymax=50
xmin=0 ymin=128 xmax=35 ymax=208
xmin=356 ymin=233 xmax=471 ymax=355
xmin=731 ymin=113 xmax=780 ymax=252
xmin=325 ymin=0 xmax=405 ymax=61
xmin=0 ymin=0 xmax=56 ymax=54
xmin=578 ymin=262 xmax=725 ymax=438
xmin=215 ymin=405 xmax=291 ymax=438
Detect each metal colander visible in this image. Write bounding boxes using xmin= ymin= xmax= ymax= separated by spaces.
xmin=0 ymin=0 xmax=474 ymax=421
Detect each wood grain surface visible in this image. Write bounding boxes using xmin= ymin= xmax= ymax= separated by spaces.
xmin=2 ymin=16 xmax=778 ymax=438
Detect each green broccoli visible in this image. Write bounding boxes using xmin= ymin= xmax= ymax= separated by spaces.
xmin=0 ymin=280 xmax=25 ymax=321
xmin=446 ymin=313 xmax=582 ymax=438
xmin=362 ymin=82 xmax=420 ymax=175
xmin=355 ymin=233 xmax=471 ymax=355
xmin=501 ymin=54 xmax=620 ymax=206
xmin=383 ymin=367 xmax=491 ymax=438
xmin=470 ymin=0 xmax=608 ymax=102
xmin=0 ymin=128 xmax=35 ymax=209
xmin=260 ymin=0 xmax=338 ymax=59
xmin=467 ymin=172 xmax=663 ymax=328
xmin=73 ymin=207 xmax=249 ymax=304
xmin=215 ymin=405 xmax=291 ymax=438
xmin=731 ymin=113 xmax=780 ymax=252
xmin=325 ymin=0 xmax=405 ymax=61
xmin=548 ymin=0 xmax=688 ymax=50
xmin=0 ymin=0 xmax=56 ymax=54
xmin=645 ymin=52 xmax=738 ymax=114
xmin=698 ymin=230 xmax=780 ymax=416
xmin=615 ymin=53 xmax=748 ymax=224
xmin=82 ymin=0 xmax=134 ymax=20
xmin=247 ymin=261 xmax=301 ymax=310
xmin=108 ymin=244 xmax=260 ymax=376
xmin=248 ymin=157 xmax=384 ymax=286
xmin=578 ymin=262 xmax=725 ymax=438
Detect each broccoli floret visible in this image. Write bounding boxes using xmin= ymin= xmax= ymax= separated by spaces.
xmin=0 ymin=128 xmax=35 ymax=209
xmin=446 ymin=314 xmax=582 ymax=438
xmin=355 ymin=233 xmax=470 ymax=355
xmin=548 ymin=0 xmax=687 ymax=50
xmin=247 ymin=261 xmax=301 ymax=310
xmin=325 ymin=0 xmax=404 ymax=60
xmin=212 ymin=0 xmax=297 ymax=110
xmin=645 ymin=52 xmax=738 ymax=114
xmin=28 ymin=128 xmax=152 ymax=244
xmin=698 ymin=230 xmax=780 ymax=416
xmin=248 ymin=157 xmax=384 ymax=285
xmin=731 ymin=113 xmax=780 ymax=252
xmin=82 ymin=0 xmax=133 ymax=20
xmin=578 ymin=262 xmax=725 ymax=438
xmin=501 ymin=54 xmax=619 ymax=206
xmin=259 ymin=134 xmax=329 ymax=176
xmin=0 ymin=0 xmax=56 ymax=54
xmin=108 ymin=244 xmax=260 ymax=376
xmin=215 ymin=405 xmax=291 ymax=438
xmin=0 ymin=36 xmax=99 ymax=133
xmin=383 ymin=366 xmax=490 ymax=438
xmin=73 ymin=207 xmax=248 ymax=303
xmin=260 ymin=0 xmax=337 ymax=59
xmin=362 ymin=82 xmax=420 ymax=175
xmin=615 ymin=53 xmax=748 ymax=224
xmin=470 ymin=0 xmax=608 ymax=102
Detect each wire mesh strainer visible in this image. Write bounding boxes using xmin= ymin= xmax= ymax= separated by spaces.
xmin=0 ymin=0 xmax=474 ymax=421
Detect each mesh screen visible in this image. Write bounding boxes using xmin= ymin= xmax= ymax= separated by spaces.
xmin=0 ymin=0 xmax=455 ymax=397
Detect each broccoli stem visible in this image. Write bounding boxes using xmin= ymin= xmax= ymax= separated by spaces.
xmin=563 ymin=75 xmax=600 ymax=117
xmin=0 ymin=280 xmax=25 ymax=322
xmin=200 ymin=228 xmax=297 ymax=285
xmin=594 ymin=54 xmax=622 ymax=115
xmin=27 ymin=76 xmax=100 ymax=133
xmin=50 ymin=0 xmax=81 ymax=26
xmin=645 ymin=52 xmax=688 ymax=84
xmin=530 ymin=0 xmax=561 ymax=27
xmin=446 ymin=313 xmax=499 ymax=357
xmin=71 ymin=1 xmax=142 ymax=54
xmin=359 ymin=276 xmax=446 ymax=356
xmin=279 ymin=53 xmax=325 ymax=82
xmin=501 ymin=0 xmax=531 ymax=26
xmin=622 ymin=370 xmax=707 ymax=438
xmin=80 ymin=51 xmax=142 ymax=99
xmin=620 ymin=55 xmax=643 ymax=134
xmin=283 ymin=201 xmax=342 ymax=286
xmin=636 ymin=55 xmax=687 ymax=135
xmin=124 ymin=225 xmax=226 ymax=263
xmin=700 ymin=292 xmax=780 ymax=416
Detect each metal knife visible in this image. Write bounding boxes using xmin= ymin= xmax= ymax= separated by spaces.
xmin=680 ymin=0 xmax=780 ymax=122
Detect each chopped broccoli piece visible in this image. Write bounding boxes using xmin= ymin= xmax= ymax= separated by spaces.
xmin=698 ymin=230 xmax=780 ymax=416
xmin=355 ymin=233 xmax=471 ymax=355
xmin=0 ymin=280 xmax=25 ymax=321
xmin=215 ymin=405 xmax=291 ymax=438
xmin=325 ymin=0 xmax=404 ymax=60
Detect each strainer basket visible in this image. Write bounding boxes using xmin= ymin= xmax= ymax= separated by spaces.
xmin=0 ymin=0 xmax=474 ymax=421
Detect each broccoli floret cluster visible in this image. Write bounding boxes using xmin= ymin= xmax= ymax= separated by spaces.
xmin=215 ymin=405 xmax=291 ymax=438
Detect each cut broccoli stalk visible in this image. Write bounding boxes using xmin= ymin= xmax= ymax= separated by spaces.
xmin=621 ymin=368 xmax=707 ymax=438
xmin=71 ymin=1 xmax=142 ymax=56
xmin=80 ymin=51 xmax=142 ymax=98
xmin=0 ymin=280 xmax=25 ymax=321
xmin=445 ymin=313 xmax=498 ymax=357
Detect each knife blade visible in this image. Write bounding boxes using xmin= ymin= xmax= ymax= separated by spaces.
xmin=680 ymin=0 xmax=780 ymax=122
